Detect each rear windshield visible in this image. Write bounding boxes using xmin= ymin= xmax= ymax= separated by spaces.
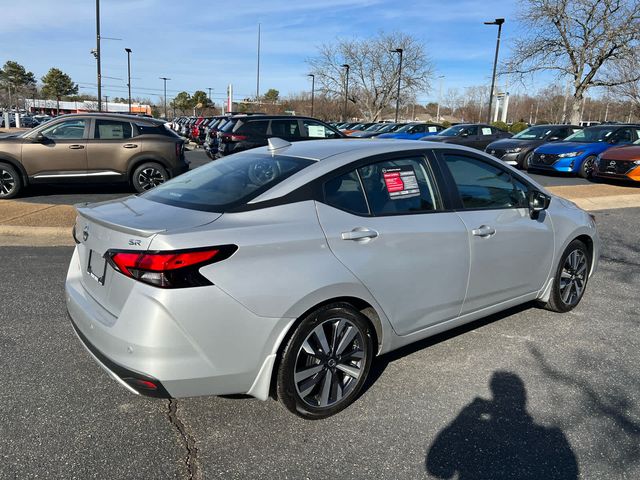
xmin=142 ymin=152 xmax=314 ymax=212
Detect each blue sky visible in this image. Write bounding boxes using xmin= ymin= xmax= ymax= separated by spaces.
xmin=0 ymin=0 xmax=538 ymax=105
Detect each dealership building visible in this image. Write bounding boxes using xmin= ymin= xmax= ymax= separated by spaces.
xmin=25 ymin=99 xmax=152 ymax=116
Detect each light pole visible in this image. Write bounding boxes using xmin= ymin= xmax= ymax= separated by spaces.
xmin=436 ymin=75 xmax=445 ymax=122
xmin=342 ymin=64 xmax=350 ymax=122
xmin=159 ymin=77 xmax=170 ymax=119
xmin=390 ymin=48 xmax=403 ymax=122
xmin=307 ymin=74 xmax=315 ymax=117
xmin=125 ymin=48 xmax=132 ymax=113
xmin=96 ymin=0 xmax=102 ymax=111
xmin=484 ymin=18 xmax=504 ymax=124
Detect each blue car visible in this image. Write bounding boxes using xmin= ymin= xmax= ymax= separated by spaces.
xmin=530 ymin=124 xmax=640 ymax=177
xmin=377 ymin=122 xmax=443 ymax=140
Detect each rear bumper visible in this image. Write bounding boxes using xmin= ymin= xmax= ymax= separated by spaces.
xmin=168 ymin=163 xmax=189 ymax=178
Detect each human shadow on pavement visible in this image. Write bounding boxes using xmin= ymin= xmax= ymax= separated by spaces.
xmin=425 ymin=371 xmax=578 ymax=480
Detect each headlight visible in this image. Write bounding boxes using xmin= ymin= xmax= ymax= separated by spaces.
xmin=633 ymin=160 xmax=640 ymax=165
xmin=505 ymin=147 xmax=522 ymax=153
xmin=558 ymin=151 xmax=582 ymax=158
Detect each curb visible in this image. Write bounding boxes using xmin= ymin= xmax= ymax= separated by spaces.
xmin=0 ymin=225 xmax=74 ymax=246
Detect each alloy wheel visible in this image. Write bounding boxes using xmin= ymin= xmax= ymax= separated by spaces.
xmin=0 ymin=168 xmax=16 ymax=196
xmin=137 ymin=167 xmax=165 ymax=190
xmin=559 ymin=249 xmax=588 ymax=306
xmin=294 ymin=317 xmax=367 ymax=408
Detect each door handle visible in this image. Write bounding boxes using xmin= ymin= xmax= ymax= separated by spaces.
xmin=341 ymin=228 xmax=379 ymax=241
xmin=123 ymin=144 xmax=138 ymax=149
xmin=471 ymin=225 xmax=496 ymax=238
xmin=68 ymin=144 xmax=85 ymax=150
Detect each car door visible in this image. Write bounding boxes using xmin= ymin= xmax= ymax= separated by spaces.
xmin=458 ymin=125 xmax=480 ymax=147
xmin=437 ymin=150 xmax=554 ymax=314
xmin=86 ymin=118 xmax=137 ymax=177
xmin=315 ymin=153 xmax=470 ymax=336
xmin=21 ymin=118 xmax=89 ymax=178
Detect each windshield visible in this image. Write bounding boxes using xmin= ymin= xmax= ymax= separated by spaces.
xmin=512 ymin=126 xmax=553 ymax=140
xmin=142 ymin=152 xmax=313 ymax=212
xmin=395 ymin=124 xmax=421 ymax=133
xmin=564 ymin=126 xmax=618 ymax=143
xmin=438 ymin=125 xmax=469 ymax=136
xmin=365 ymin=123 xmax=385 ymax=132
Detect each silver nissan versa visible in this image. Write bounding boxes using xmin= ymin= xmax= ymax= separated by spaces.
xmin=66 ymin=138 xmax=599 ymax=419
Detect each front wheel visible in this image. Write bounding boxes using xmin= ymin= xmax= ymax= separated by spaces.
xmin=0 ymin=163 xmax=22 ymax=199
xmin=543 ymin=240 xmax=591 ymax=313
xmin=579 ymin=156 xmax=597 ymax=179
xmin=521 ymin=151 xmax=533 ymax=170
xmin=276 ymin=304 xmax=374 ymax=419
xmin=132 ymin=162 xmax=168 ymax=193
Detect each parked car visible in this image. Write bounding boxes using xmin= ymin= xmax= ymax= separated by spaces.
xmin=485 ymin=124 xmax=582 ymax=169
xmin=593 ymin=139 xmax=640 ymax=183
xmin=342 ymin=122 xmax=377 ymax=135
xmin=216 ymin=115 xmax=344 ymax=156
xmin=377 ymin=122 xmax=443 ymax=140
xmin=0 ymin=113 xmax=188 ymax=199
xmin=423 ymin=124 xmax=512 ymax=150
xmin=349 ymin=122 xmax=407 ymax=138
xmin=66 ymin=138 xmax=599 ymax=419
xmin=530 ymin=124 xmax=640 ymax=178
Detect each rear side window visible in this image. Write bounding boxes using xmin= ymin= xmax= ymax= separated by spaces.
xmin=324 ymin=171 xmax=369 ymax=215
xmin=270 ymin=120 xmax=301 ymax=138
xmin=135 ymin=123 xmax=177 ymax=137
xmin=94 ymin=120 xmax=132 ymax=139
xmin=142 ymin=153 xmax=313 ymax=212
xmin=443 ymin=154 xmax=529 ymax=209
xmin=235 ymin=120 xmax=269 ymax=136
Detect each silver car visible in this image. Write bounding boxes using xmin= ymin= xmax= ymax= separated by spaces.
xmin=66 ymin=139 xmax=599 ymax=419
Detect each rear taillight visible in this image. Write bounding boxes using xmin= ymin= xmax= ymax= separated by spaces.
xmin=219 ymin=132 xmax=247 ymax=143
xmin=106 ymin=246 xmax=237 ymax=288
xmin=175 ymin=142 xmax=183 ymax=159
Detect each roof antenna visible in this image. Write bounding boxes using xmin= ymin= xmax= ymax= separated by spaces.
xmin=267 ymin=137 xmax=292 ymax=155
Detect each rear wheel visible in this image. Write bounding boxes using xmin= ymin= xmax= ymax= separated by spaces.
xmin=579 ymin=155 xmax=597 ymax=178
xmin=277 ymin=303 xmax=374 ymax=419
xmin=132 ymin=162 xmax=168 ymax=193
xmin=0 ymin=163 xmax=22 ymax=199
xmin=543 ymin=240 xmax=590 ymax=312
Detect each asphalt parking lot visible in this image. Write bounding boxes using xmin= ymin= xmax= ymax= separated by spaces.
xmin=12 ymin=148 xmax=599 ymax=207
xmin=1 ymin=207 xmax=638 ymax=479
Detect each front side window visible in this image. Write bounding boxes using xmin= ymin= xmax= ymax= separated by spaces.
xmin=302 ymin=120 xmax=339 ymax=138
xmin=270 ymin=120 xmax=301 ymax=137
xmin=94 ymin=120 xmax=132 ymax=139
xmin=358 ymin=157 xmax=441 ymax=215
xmin=41 ymin=119 xmax=86 ymax=140
xmin=444 ymin=154 xmax=529 ymax=210
xmin=143 ymin=152 xmax=313 ymax=212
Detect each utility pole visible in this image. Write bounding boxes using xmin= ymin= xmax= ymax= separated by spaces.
xmin=485 ymin=18 xmax=505 ymax=124
xmin=390 ymin=48 xmax=403 ymax=123
xmin=342 ymin=64 xmax=350 ymax=122
xmin=207 ymin=87 xmax=212 ymax=103
xmin=96 ymin=0 xmax=102 ymax=111
xmin=307 ymin=74 xmax=315 ymax=117
xmin=125 ymin=48 xmax=132 ymax=114
xmin=159 ymin=77 xmax=170 ymax=119
xmin=256 ymin=23 xmax=261 ymax=106
xmin=436 ymin=75 xmax=444 ymax=122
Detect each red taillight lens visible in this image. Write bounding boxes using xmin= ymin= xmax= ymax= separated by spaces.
xmin=106 ymin=246 xmax=236 ymax=288
xmin=220 ymin=132 xmax=247 ymax=143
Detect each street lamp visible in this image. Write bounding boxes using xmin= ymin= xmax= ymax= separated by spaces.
xmin=125 ymin=48 xmax=132 ymax=114
xmin=95 ymin=0 xmax=102 ymax=111
xmin=159 ymin=77 xmax=170 ymax=119
xmin=307 ymin=74 xmax=315 ymax=117
xmin=436 ymin=75 xmax=445 ymax=122
xmin=484 ymin=18 xmax=505 ymax=124
xmin=390 ymin=48 xmax=403 ymax=122
xmin=342 ymin=64 xmax=350 ymax=122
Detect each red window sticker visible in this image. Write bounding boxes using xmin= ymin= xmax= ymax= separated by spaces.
xmin=382 ymin=166 xmax=420 ymax=199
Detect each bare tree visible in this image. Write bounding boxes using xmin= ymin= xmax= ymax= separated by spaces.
xmin=611 ymin=55 xmax=640 ymax=116
xmin=506 ymin=0 xmax=640 ymax=123
xmin=308 ymin=31 xmax=433 ymax=121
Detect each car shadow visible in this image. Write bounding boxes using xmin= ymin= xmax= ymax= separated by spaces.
xmin=424 ymin=371 xmax=578 ymax=479
xmin=18 ymin=183 xmax=133 ymax=204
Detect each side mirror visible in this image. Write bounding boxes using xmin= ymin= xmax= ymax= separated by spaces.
xmin=528 ymin=190 xmax=550 ymax=219
xmin=34 ymin=132 xmax=46 ymax=143
xmin=548 ymin=136 xmax=561 ymax=142
xmin=460 ymin=132 xmax=469 ymax=137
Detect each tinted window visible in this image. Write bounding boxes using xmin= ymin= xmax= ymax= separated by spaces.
xmin=464 ymin=126 xmax=479 ymax=136
xmin=270 ymin=120 xmax=301 ymax=138
xmin=41 ymin=119 xmax=86 ymax=140
xmin=614 ymin=128 xmax=632 ymax=142
xmin=359 ymin=157 xmax=441 ymax=215
xmin=143 ymin=152 xmax=313 ymax=212
xmin=94 ymin=119 xmax=132 ymax=139
xmin=236 ymin=120 xmax=269 ymax=136
xmin=323 ymin=171 xmax=368 ymax=215
xmin=444 ymin=154 xmax=529 ymax=209
xmin=135 ymin=123 xmax=177 ymax=137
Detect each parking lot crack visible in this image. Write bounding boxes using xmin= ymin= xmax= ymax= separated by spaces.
xmin=168 ymin=399 xmax=200 ymax=480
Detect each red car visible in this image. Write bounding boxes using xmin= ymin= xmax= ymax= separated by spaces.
xmin=594 ymin=142 xmax=640 ymax=183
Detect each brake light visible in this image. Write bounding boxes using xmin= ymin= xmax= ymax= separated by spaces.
xmin=106 ymin=246 xmax=237 ymax=288
xmin=219 ymin=132 xmax=247 ymax=142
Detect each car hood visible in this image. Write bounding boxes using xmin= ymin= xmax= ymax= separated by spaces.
xmin=600 ymin=144 xmax=640 ymax=160
xmin=535 ymin=141 xmax=608 ymax=154
xmin=486 ymin=138 xmax=541 ymax=150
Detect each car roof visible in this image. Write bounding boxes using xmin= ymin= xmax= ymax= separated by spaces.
xmin=53 ymin=112 xmax=164 ymax=125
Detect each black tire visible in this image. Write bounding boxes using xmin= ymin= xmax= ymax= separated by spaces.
xmin=131 ymin=162 xmax=168 ymax=193
xmin=543 ymin=240 xmax=591 ymax=313
xmin=276 ymin=303 xmax=374 ymax=419
xmin=521 ymin=151 xmax=533 ymax=170
xmin=0 ymin=163 xmax=22 ymax=199
xmin=579 ymin=155 xmax=597 ymax=179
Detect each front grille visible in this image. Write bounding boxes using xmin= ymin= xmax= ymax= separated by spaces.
xmin=598 ymin=158 xmax=636 ymax=175
xmin=532 ymin=153 xmax=559 ymax=166
xmin=487 ymin=148 xmax=505 ymax=159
